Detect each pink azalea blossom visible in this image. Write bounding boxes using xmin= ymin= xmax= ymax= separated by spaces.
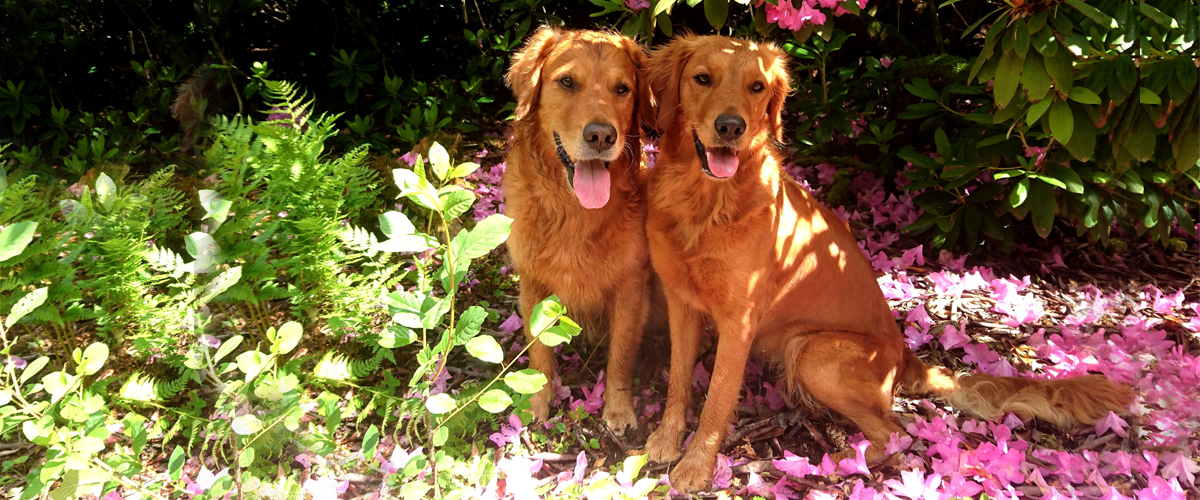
xmin=182 ymin=466 xmax=229 ymax=497
xmin=774 ymin=451 xmax=819 ymax=478
xmin=693 ymin=361 xmax=711 ymax=391
xmin=837 ymin=433 xmax=872 ymax=476
xmin=885 ymin=468 xmax=941 ymax=500
xmin=711 ymin=454 xmax=734 ymax=489
xmin=570 ymin=370 xmax=605 ymax=415
xmin=939 ymin=323 xmax=970 ymax=350
xmin=302 ymin=476 xmax=349 ymax=500
xmin=625 ymin=0 xmax=650 ymax=9
xmin=1095 ymin=411 xmax=1130 ymax=437
xmin=498 ymin=312 xmax=523 ymax=334
xmin=488 ymin=413 xmax=525 ymax=448
xmin=879 ymin=57 xmax=894 ymax=69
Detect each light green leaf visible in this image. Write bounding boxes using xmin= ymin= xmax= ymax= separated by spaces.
xmin=362 ymin=425 xmax=380 ymax=460
xmin=529 ymin=295 xmax=567 ymax=338
xmin=236 ymin=350 xmax=273 ymax=383
xmin=379 ymin=211 xmax=416 ymax=239
xmin=1048 ymin=98 xmax=1074 ymax=144
xmin=272 ymin=321 xmax=303 ymax=355
xmin=425 ymin=393 xmax=457 ymax=414
xmin=433 ymin=426 xmax=449 ymax=446
xmin=453 ymin=306 xmax=487 ymax=345
xmin=20 ymin=356 xmax=49 ymax=385
xmin=169 ymin=446 xmax=186 ymax=481
xmin=429 ymin=142 xmax=451 ymax=180
xmin=448 ymin=162 xmax=481 ymax=179
xmin=440 ymin=188 xmax=476 ymax=220
xmin=539 ymin=317 xmax=582 ymax=347
xmin=400 ymin=481 xmax=432 ymax=500
xmin=231 ymin=414 xmax=264 ymax=435
xmin=504 ymin=369 xmax=548 ymax=395
xmin=479 ymin=389 xmax=513 ymax=413
xmin=0 ymin=221 xmax=37 ymax=262
xmin=239 ymin=446 xmax=256 ymax=468
xmin=213 ymin=335 xmax=244 ymax=364
xmin=465 ymin=335 xmax=503 ymax=363
xmin=5 ymin=287 xmax=47 ymax=328
xmin=77 ymin=342 xmax=109 ymax=376
xmin=184 ymin=232 xmax=221 ymax=273
xmin=378 ymin=325 xmax=416 ymax=348
xmin=622 ymin=453 xmax=649 ymax=480
xmin=95 ymin=173 xmax=116 ymax=210
xmin=372 ymin=234 xmax=436 ymax=254
xmin=449 ymin=213 xmax=512 ymax=264
xmin=42 ymin=371 xmax=76 ymax=404
xmin=49 ymin=469 xmax=108 ymax=500
xmin=198 ymin=266 xmax=241 ymax=304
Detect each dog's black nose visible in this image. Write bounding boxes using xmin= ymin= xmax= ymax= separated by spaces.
xmin=583 ymin=122 xmax=618 ymax=152
xmin=714 ymin=114 xmax=746 ymax=141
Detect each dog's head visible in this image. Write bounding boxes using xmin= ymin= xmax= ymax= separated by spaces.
xmin=644 ymin=36 xmax=789 ymax=179
xmin=506 ymin=26 xmax=647 ymax=209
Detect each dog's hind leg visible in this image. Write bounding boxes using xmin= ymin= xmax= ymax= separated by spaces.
xmin=785 ymin=332 xmax=907 ymax=464
xmin=520 ymin=278 xmax=556 ymax=422
xmin=602 ymin=271 xmax=652 ymax=434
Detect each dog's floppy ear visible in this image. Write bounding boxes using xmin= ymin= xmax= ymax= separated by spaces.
xmin=765 ymin=45 xmax=791 ymax=141
xmin=619 ymin=37 xmax=651 ymax=136
xmin=506 ymin=26 xmax=567 ymax=122
xmin=643 ymin=36 xmax=695 ymax=135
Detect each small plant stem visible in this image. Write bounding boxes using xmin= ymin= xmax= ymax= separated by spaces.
xmin=232 ymin=435 xmax=246 ymax=500
xmin=431 ymin=338 xmax=539 ymax=433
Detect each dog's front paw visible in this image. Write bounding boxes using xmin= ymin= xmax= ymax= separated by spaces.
xmin=668 ymin=450 xmax=715 ymax=494
xmin=644 ymin=426 xmax=683 ymax=463
xmin=602 ymin=401 xmax=638 ymax=435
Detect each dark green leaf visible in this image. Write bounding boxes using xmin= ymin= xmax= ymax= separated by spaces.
xmin=1021 ymin=52 xmax=1051 ymax=101
xmin=1009 ymin=178 xmax=1030 ymax=208
xmin=1046 ymin=164 xmax=1085 ymax=194
xmin=1029 ymin=179 xmax=1057 ymax=238
xmin=704 ymin=0 xmax=729 ymax=30
xmin=905 ymin=79 xmax=940 ymax=101
xmin=994 ymin=49 xmax=1025 ymax=109
xmin=1048 ymin=98 xmax=1075 ymax=144
xmin=1068 ymin=87 xmax=1102 ymax=105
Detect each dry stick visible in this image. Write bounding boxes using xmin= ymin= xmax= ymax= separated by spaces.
xmin=802 ymin=419 xmax=833 ymax=452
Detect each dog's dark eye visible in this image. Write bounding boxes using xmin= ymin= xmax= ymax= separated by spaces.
xmin=616 ymin=83 xmax=630 ymax=95
xmin=694 ymin=74 xmax=710 ymax=85
xmin=559 ymin=76 xmax=574 ymax=89
xmin=751 ymin=81 xmax=765 ymax=93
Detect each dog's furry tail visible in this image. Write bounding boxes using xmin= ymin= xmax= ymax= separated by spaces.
xmin=898 ymin=350 xmax=1136 ymax=428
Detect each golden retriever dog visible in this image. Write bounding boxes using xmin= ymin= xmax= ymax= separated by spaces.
xmin=639 ymin=35 xmax=1136 ymax=492
xmin=503 ymin=26 xmax=654 ymax=433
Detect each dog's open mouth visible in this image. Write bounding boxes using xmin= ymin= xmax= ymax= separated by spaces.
xmin=693 ymin=131 xmax=739 ymax=179
xmin=553 ymin=132 xmax=611 ymax=209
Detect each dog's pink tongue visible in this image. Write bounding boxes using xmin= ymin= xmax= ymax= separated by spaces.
xmin=573 ymin=160 xmax=610 ymax=209
xmin=706 ymin=148 xmax=739 ymax=178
